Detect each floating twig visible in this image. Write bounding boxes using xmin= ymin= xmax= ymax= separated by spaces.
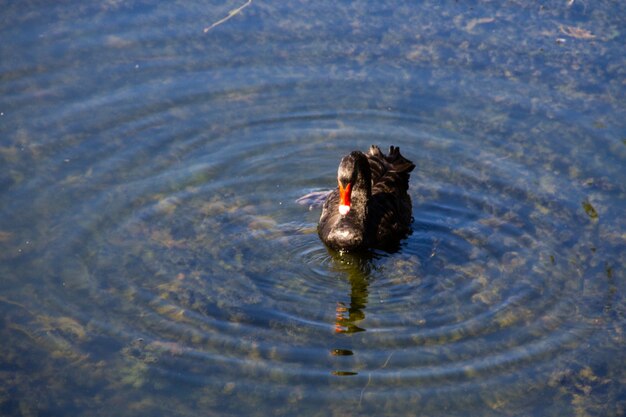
xmin=359 ymin=374 xmax=372 ymax=407
xmin=359 ymin=352 xmax=394 ymax=407
xmin=464 ymin=17 xmax=495 ymax=33
xmin=559 ymin=24 xmax=595 ymax=39
xmin=203 ymin=0 xmax=253 ymax=33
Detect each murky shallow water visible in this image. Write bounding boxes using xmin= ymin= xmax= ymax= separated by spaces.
xmin=1 ymin=1 xmax=625 ymax=416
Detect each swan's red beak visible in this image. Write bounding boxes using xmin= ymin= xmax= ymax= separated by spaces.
xmin=338 ymin=182 xmax=352 ymax=215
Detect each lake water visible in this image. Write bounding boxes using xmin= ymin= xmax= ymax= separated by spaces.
xmin=1 ymin=1 xmax=625 ymax=416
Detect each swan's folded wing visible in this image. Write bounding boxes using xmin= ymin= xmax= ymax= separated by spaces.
xmin=368 ymin=145 xmax=415 ymax=194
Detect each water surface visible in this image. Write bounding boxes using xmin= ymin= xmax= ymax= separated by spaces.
xmin=1 ymin=1 xmax=625 ymax=416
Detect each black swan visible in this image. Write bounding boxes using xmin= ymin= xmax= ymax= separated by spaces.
xmin=318 ymin=145 xmax=415 ymax=251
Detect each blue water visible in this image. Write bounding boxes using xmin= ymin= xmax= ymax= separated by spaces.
xmin=1 ymin=1 xmax=625 ymax=416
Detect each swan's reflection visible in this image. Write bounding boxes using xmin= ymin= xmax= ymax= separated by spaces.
xmin=328 ymin=251 xmax=372 ymax=334
xmin=335 ymin=275 xmax=368 ymax=333
xmin=328 ymin=251 xmax=374 ymax=376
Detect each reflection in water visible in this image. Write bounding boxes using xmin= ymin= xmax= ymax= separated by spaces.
xmin=335 ymin=281 xmax=368 ymax=334
xmin=329 ymin=250 xmax=375 ymax=376
xmin=330 ymin=251 xmax=372 ymax=335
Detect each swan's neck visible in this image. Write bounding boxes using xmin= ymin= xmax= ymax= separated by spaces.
xmin=350 ymin=161 xmax=371 ymax=220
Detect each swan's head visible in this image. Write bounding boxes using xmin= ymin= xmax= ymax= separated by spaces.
xmin=337 ymin=151 xmax=370 ymax=216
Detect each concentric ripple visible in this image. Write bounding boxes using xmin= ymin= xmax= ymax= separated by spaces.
xmin=2 ymin=85 xmax=606 ymax=398
xmin=2 ymin=72 xmax=619 ymax=413
xmin=29 ymin=92 xmax=608 ymax=395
